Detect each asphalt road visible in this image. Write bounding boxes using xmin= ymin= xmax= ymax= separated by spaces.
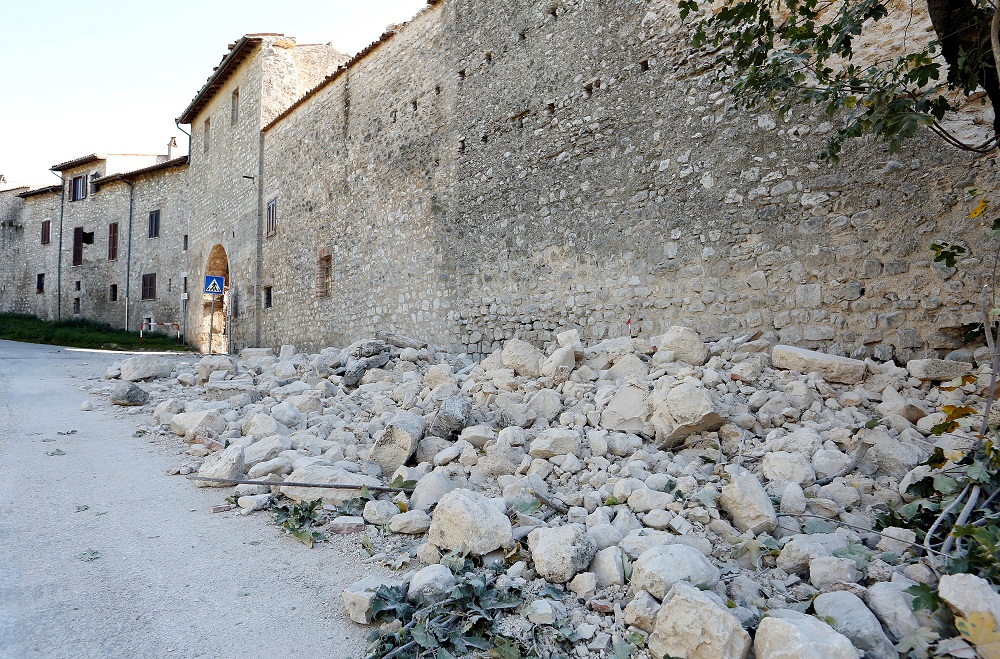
xmin=0 ymin=340 xmax=374 ymax=659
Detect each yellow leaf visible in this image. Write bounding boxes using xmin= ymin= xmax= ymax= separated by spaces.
xmin=396 ymin=501 xmax=408 ymax=513
xmin=942 ymin=449 xmax=966 ymax=463
xmin=956 ymin=612 xmax=1000 ymax=659
xmin=969 ymin=199 xmax=991 ymax=219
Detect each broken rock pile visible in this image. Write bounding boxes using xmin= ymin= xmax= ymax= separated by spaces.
xmin=97 ymin=328 xmax=1000 ymax=658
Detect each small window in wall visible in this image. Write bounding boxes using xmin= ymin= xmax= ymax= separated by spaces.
xmin=75 ymin=280 xmax=81 ymax=292
xmin=41 ymin=220 xmax=51 ymax=245
xmin=70 ymin=175 xmax=87 ymax=201
xmin=182 ymin=234 xmax=188 ymax=251
xmin=266 ymin=197 xmax=277 ymax=237
xmin=316 ymin=247 xmax=332 ymax=298
xmin=167 ymin=278 xmax=172 ymax=292
xmin=183 ymin=277 xmax=188 ymax=293
xmin=263 ymin=286 xmax=273 ymax=308
xmin=108 ymin=222 xmax=119 ymax=260
xmin=485 ymin=51 xmax=493 ymax=64
xmin=82 ymin=231 xmax=94 ymax=245
xmin=148 ymin=210 xmax=160 ymax=238
xmin=141 ymin=273 xmax=156 ymax=300
xmin=458 ymin=69 xmax=466 ymax=81
xmin=109 ymin=284 xmax=118 ymax=301
xmin=72 ymin=227 xmax=83 ymax=266
xmin=204 ymin=117 xmax=211 ymax=153
xmin=36 ymin=273 xmax=44 ymax=294
xmin=231 ymin=87 xmax=240 ymax=125
xmin=639 ymin=58 xmax=651 ymax=72
xmin=73 ymin=298 xmax=81 ymax=314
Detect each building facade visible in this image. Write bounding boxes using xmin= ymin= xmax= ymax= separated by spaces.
xmin=2 ymin=1 xmax=998 ymax=361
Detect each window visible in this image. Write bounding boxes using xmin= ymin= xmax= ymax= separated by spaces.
xmin=316 ymin=247 xmax=332 ymax=297
xmin=263 ymin=286 xmax=272 ymax=308
xmin=36 ymin=273 xmax=44 ymax=294
xmin=182 ymin=277 xmax=188 ymax=293
xmin=108 ymin=222 xmax=119 ymax=260
xmin=148 ymin=210 xmax=160 ymax=238
xmin=72 ymin=227 xmax=83 ymax=266
xmin=182 ymin=234 xmax=188 ymax=251
xmin=231 ymin=88 xmax=240 ymax=124
xmin=204 ymin=117 xmax=211 ymax=153
xmin=639 ymin=58 xmax=651 ymax=72
xmin=41 ymin=220 xmax=51 ymax=245
xmin=266 ymin=198 xmax=277 ymax=237
xmin=73 ymin=298 xmax=80 ymax=314
xmin=70 ymin=175 xmax=87 ymax=201
xmin=141 ymin=273 xmax=156 ymax=300
xmin=74 ymin=280 xmax=81 ymax=292
xmin=109 ymin=284 xmax=118 ymax=301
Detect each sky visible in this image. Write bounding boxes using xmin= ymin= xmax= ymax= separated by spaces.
xmin=0 ymin=0 xmax=428 ymax=187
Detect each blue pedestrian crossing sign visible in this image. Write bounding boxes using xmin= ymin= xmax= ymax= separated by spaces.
xmin=204 ymin=275 xmax=225 ymax=295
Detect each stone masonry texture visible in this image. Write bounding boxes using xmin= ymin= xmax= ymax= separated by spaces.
xmin=1 ymin=2 xmax=997 ymax=360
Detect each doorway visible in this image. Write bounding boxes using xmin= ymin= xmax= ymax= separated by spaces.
xmin=202 ymin=244 xmax=229 ymax=354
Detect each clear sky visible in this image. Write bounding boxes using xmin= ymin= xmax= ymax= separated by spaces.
xmin=0 ymin=0 xmax=428 ymax=187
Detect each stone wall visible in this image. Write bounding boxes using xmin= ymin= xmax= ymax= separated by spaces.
xmin=2 ymin=1 xmax=997 ymax=361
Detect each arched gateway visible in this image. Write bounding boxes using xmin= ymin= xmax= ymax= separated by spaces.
xmin=202 ymin=244 xmax=230 ymax=354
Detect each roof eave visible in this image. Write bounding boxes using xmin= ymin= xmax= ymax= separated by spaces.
xmin=177 ymin=37 xmax=264 ymax=124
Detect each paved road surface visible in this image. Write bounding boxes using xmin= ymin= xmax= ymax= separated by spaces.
xmin=0 ymin=340 xmax=373 ymax=658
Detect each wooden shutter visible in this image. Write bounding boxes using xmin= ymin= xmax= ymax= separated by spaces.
xmin=108 ymin=223 xmax=118 ymax=260
xmin=72 ymin=227 xmax=83 ymax=266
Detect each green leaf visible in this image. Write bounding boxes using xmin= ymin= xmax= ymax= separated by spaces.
xmin=511 ymin=497 xmax=541 ymax=515
xmin=906 ymin=583 xmax=942 ymax=613
xmin=832 ymin=542 xmax=875 ymax=569
xmin=803 ymin=519 xmax=836 ymax=534
xmin=967 ymin=461 xmax=992 ymax=483
xmin=411 ymin=623 xmax=439 ymax=649
xmin=696 ymin=490 xmax=722 ymax=508
xmin=932 ymin=473 xmax=960 ymax=494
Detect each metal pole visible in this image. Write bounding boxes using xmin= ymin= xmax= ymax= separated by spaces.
xmin=208 ymin=294 xmax=215 ymax=355
xmin=49 ymin=171 xmax=65 ymax=321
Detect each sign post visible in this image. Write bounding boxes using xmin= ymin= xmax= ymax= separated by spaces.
xmin=204 ymin=275 xmax=225 ymax=354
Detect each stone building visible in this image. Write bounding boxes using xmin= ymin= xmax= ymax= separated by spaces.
xmin=1 ymin=1 xmax=997 ymax=361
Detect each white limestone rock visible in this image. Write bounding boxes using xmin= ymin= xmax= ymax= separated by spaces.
xmin=197 ymin=355 xmax=236 ymax=384
xmin=630 ymin=544 xmax=720 ymax=600
xmin=762 ymin=451 xmax=816 ymax=486
xmin=649 ymin=382 xmax=726 ymax=448
xmin=540 ymin=345 xmax=577 ymax=379
xmin=771 ymin=345 xmax=866 ymax=384
xmin=270 ymin=401 xmax=302 ymax=428
xmin=170 ymin=409 xmax=226 ymax=436
xmin=153 ymin=398 xmax=184 ymax=424
xmin=906 ymin=358 xmax=972 ymax=381
xmin=363 ymin=500 xmax=399 ymax=525
xmin=527 ymin=524 xmax=597 ymax=584
xmin=369 ymin=411 xmax=426 ymax=474
xmin=388 ymin=510 xmax=432 ymax=534
xmin=247 ymin=455 xmax=292 ymax=479
xmin=120 ymin=355 xmax=171 ymax=381
xmin=809 ymin=556 xmax=860 ymax=590
xmin=648 ymin=582 xmax=751 ymax=659
xmin=719 ymin=465 xmax=777 ymax=534
xmin=428 ymin=489 xmax=512 ymax=555
xmin=599 ymin=383 xmax=649 ymax=433
xmin=280 ymin=464 xmax=382 ymax=506
xmin=865 ymin=581 xmax=924 ymax=640
xmin=623 ymin=590 xmax=661 ymax=633
xmin=754 ymin=609 xmax=857 ymax=659
xmin=938 ymin=573 xmax=1000 ymax=628
xmin=407 ymin=564 xmax=457 ymax=604
xmin=409 ymin=471 xmax=457 ymax=511
xmin=813 ymin=591 xmax=897 ymax=659
xmin=243 ymin=435 xmax=291 ymax=467
xmin=589 ymin=546 xmax=626 ymax=587
xmin=528 ymin=428 xmax=581 ymax=459
xmin=776 ymin=533 xmax=849 ymax=574
xmin=657 ymin=326 xmax=710 ymax=366
xmin=194 ymin=444 xmax=244 ymax=487
xmin=343 ymin=576 xmax=406 ymax=624
xmin=501 ymin=338 xmax=544 ymax=378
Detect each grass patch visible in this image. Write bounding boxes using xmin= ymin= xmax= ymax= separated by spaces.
xmin=0 ymin=313 xmax=191 ymax=351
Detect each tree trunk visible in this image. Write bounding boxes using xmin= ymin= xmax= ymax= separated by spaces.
xmin=925 ymin=0 xmax=1000 ymax=135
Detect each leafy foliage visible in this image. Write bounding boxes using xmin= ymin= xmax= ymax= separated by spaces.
xmin=0 ymin=312 xmax=191 ymax=351
xmin=273 ymin=498 xmax=327 ymax=548
xmin=679 ymin=0 xmax=999 ymax=161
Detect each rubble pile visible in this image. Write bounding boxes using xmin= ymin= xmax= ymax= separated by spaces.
xmin=94 ymin=328 xmax=1000 ymax=658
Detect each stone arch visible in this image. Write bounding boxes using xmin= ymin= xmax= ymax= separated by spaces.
xmin=202 ymin=244 xmax=230 ymax=353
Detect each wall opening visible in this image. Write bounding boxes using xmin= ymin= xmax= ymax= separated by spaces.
xmin=202 ymin=244 xmax=230 ymax=354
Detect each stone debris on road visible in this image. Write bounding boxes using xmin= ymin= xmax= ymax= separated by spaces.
xmin=82 ymin=328 xmax=1000 ymax=658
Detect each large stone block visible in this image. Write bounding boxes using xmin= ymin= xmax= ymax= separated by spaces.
xmin=771 ymin=345 xmax=866 ymax=384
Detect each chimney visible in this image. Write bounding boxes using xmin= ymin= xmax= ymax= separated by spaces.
xmin=167 ymin=137 xmax=178 ymax=160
